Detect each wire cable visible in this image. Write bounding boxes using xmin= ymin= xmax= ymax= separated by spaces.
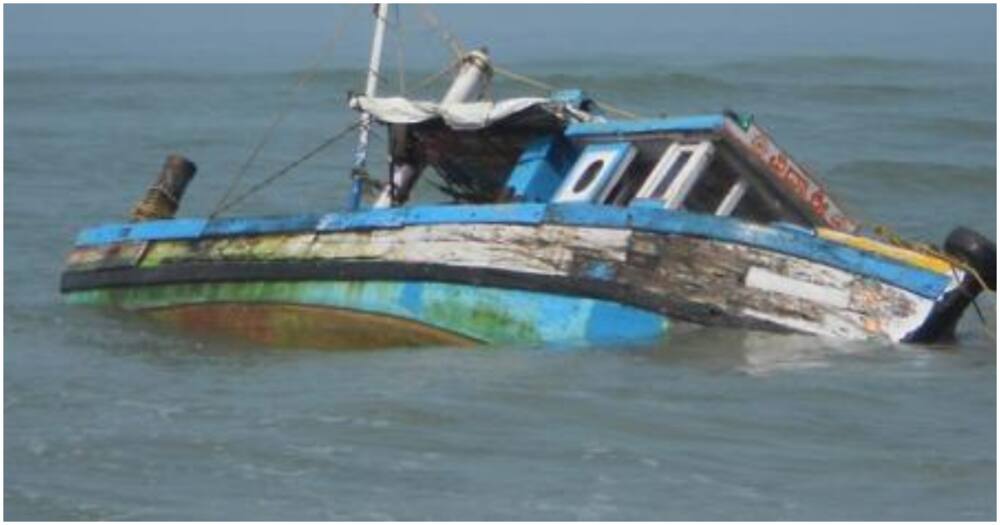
xmin=492 ymin=65 xmax=642 ymax=119
xmin=210 ymin=5 xmax=361 ymax=218
xmin=212 ymin=122 xmax=361 ymax=216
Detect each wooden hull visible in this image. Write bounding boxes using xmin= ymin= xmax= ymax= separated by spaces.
xmin=61 ymin=204 xmax=964 ymax=347
xmin=140 ymin=302 xmax=479 ymax=349
xmin=64 ymin=280 xmax=670 ymax=347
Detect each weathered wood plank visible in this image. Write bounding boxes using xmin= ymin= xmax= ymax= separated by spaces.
xmin=63 ymin=221 xmax=944 ymax=341
xmin=64 ymin=241 xmax=148 ymax=272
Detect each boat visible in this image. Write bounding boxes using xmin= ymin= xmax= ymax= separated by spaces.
xmin=59 ymin=5 xmax=995 ymax=348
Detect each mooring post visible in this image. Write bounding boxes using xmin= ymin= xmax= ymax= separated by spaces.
xmin=130 ymin=155 xmax=198 ymax=221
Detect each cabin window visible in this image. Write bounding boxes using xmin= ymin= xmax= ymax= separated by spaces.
xmin=573 ymin=160 xmax=605 ymax=193
xmin=553 ymin=142 xmax=636 ymax=203
xmin=715 ymin=180 xmax=748 ymax=216
xmin=729 ymin=181 xmax=812 ymax=226
xmin=731 ymin=186 xmax=782 ymax=223
xmin=638 ymin=144 xmax=813 ymax=228
xmin=602 ymin=140 xmax=666 ymax=206
xmin=706 ymin=148 xmax=812 ymax=227
xmin=651 ymin=151 xmax=693 ymax=199
xmin=604 ymin=166 xmax=646 ymax=206
xmin=636 ymin=141 xmax=715 ymax=208
xmin=682 ymin=156 xmax=740 ymax=214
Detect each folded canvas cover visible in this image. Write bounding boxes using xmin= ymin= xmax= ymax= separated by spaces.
xmin=349 ymin=96 xmax=587 ymax=131
xmin=350 ymin=95 xmax=590 ymax=202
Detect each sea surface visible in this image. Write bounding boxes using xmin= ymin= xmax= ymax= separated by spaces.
xmin=4 ymin=5 xmax=997 ymax=520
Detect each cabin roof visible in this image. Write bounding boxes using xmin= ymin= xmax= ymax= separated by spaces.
xmin=565 ymin=114 xmax=726 ymax=138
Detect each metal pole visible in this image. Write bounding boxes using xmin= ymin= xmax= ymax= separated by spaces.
xmin=439 ymin=48 xmax=492 ymax=104
xmin=348 ymin=3 xmax=389 ymax=211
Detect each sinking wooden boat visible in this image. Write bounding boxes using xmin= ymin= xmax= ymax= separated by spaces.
xmin=59 ymin=7 xmax=995 ymax=348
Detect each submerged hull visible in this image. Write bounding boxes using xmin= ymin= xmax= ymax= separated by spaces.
xmin=61 ymin=204 xmax=965 ymax=348
xmin=66 ymin=281 xmax=669 ymax=348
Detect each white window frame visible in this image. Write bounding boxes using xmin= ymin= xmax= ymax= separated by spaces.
xmin=553 ymin=142 xmax=637 ymax=204
xmin=715 ymin=178 xmax=748 ymax=216
xmin=636 ymin=141 xmax=716 ymax=209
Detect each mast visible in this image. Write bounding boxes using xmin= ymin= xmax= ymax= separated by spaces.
xmin=348 ymin=3 xmax=390 ymax=211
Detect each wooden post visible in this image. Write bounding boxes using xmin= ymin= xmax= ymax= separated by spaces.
xmin=130 ymin=155 xmax=197 ymax=221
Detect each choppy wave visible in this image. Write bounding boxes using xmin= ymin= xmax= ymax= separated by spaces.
xmin=829 ymin=160 xmax=996 ymax=240
xmin=830 ymin=160 xmax=996 ymax=189
xmin=798 ymin=83 xmax=938 ymax=104
xmin=715 ymin=54 xmax=990 ymax=75
xmin=4 ymin=66 xmax=371 ymax=89
xmin=490 ymin=71 xmax=739 ymax=103
xmin=7 ymin=57 xmax=992 ymax=116
xmin=899 ymin=116 xmax=997 ymax=142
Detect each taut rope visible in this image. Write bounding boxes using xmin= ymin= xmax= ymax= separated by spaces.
xmin=210 ymin=6 xmax=362 ymax=218
xmin=211 ymin=122 xmax=361 ymax=216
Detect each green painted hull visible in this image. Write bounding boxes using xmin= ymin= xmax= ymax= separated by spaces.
xmin=66 ymin=280 xmax=671 ymax=348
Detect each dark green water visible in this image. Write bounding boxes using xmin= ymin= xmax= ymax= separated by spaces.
xmin=5 ymin=5 xmax=997 ymax=520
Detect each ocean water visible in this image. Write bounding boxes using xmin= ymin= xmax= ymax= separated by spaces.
xmin=4 ymin=5 xmax=997 ymax=520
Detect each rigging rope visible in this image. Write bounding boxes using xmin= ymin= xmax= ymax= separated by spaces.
xmin=209 ymin=5 xmax=361 ymax=218
xmin=393 ymin=5 xmax=406 ymax=94
xmin=870 ymin=224 xmax=994 ymax=297
xmin=417 ymin=5 xmax=465 ymax=60
xmin=492 ymin=65 xmax=643 ymax=119
xmin=869 ymin=223 xmax=995 ymax=341
xmin=211 ymin=122 xmax=361 ymax=216
xmin=413 ymin=5 xmax=644 ymax=120
xmin=403 ymin=60 xmax=459 ymax=97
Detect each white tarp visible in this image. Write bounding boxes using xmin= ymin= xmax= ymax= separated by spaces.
xmin=349 ymin=96 xmax=562 ymax=131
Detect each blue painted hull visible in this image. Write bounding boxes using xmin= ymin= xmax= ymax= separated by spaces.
xmin=73 ymin=203 xmax=951 ymax=299
xmin=66 ymin=280 xmax=672 ymax=347
xmin=62 ymin=203 xmax=964 ymax=345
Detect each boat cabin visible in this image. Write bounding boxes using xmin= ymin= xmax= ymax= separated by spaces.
xmin=508 ymin=116 xmax=814 ymax=228
xmin=353 ymin=93 xmax=858 ymax=233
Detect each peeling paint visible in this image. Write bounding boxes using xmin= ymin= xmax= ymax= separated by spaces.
xmin=65 ymin=280 xmax=670 ymax=347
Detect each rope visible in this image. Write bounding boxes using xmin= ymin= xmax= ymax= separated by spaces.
xmin=492 ymin=65 xmax=554 ymax=92
xmin=492 ymin=65 xmax=643 ymax=119
xmin=393 ymin=5 xmax=406 ymax=94
xmin=364 ymin=66 xmax=395 ymax=90
xmin=970 ymin=298 xmax=995 ymax=341
xmin=416 ymin=5 xmax=465 ymax=60
xmin=130 ymin=187 xmax=178 ymax=221
xmin=403 ymin=60 xmax=459 ymax=97
xmin=869 ymin=224 xmax=995 ymax=342
xmin=593 ymin=101 xmax=644 ymax=120
xmin=209 ymin=6 xmax=360 ymax=218
xmin=413 ymin=5 xmax=642 ymax=119
xmin=871 ymin=224 xmax=994 ymax=295
xmin=211 ymin=122 xmax=360 ymax=216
